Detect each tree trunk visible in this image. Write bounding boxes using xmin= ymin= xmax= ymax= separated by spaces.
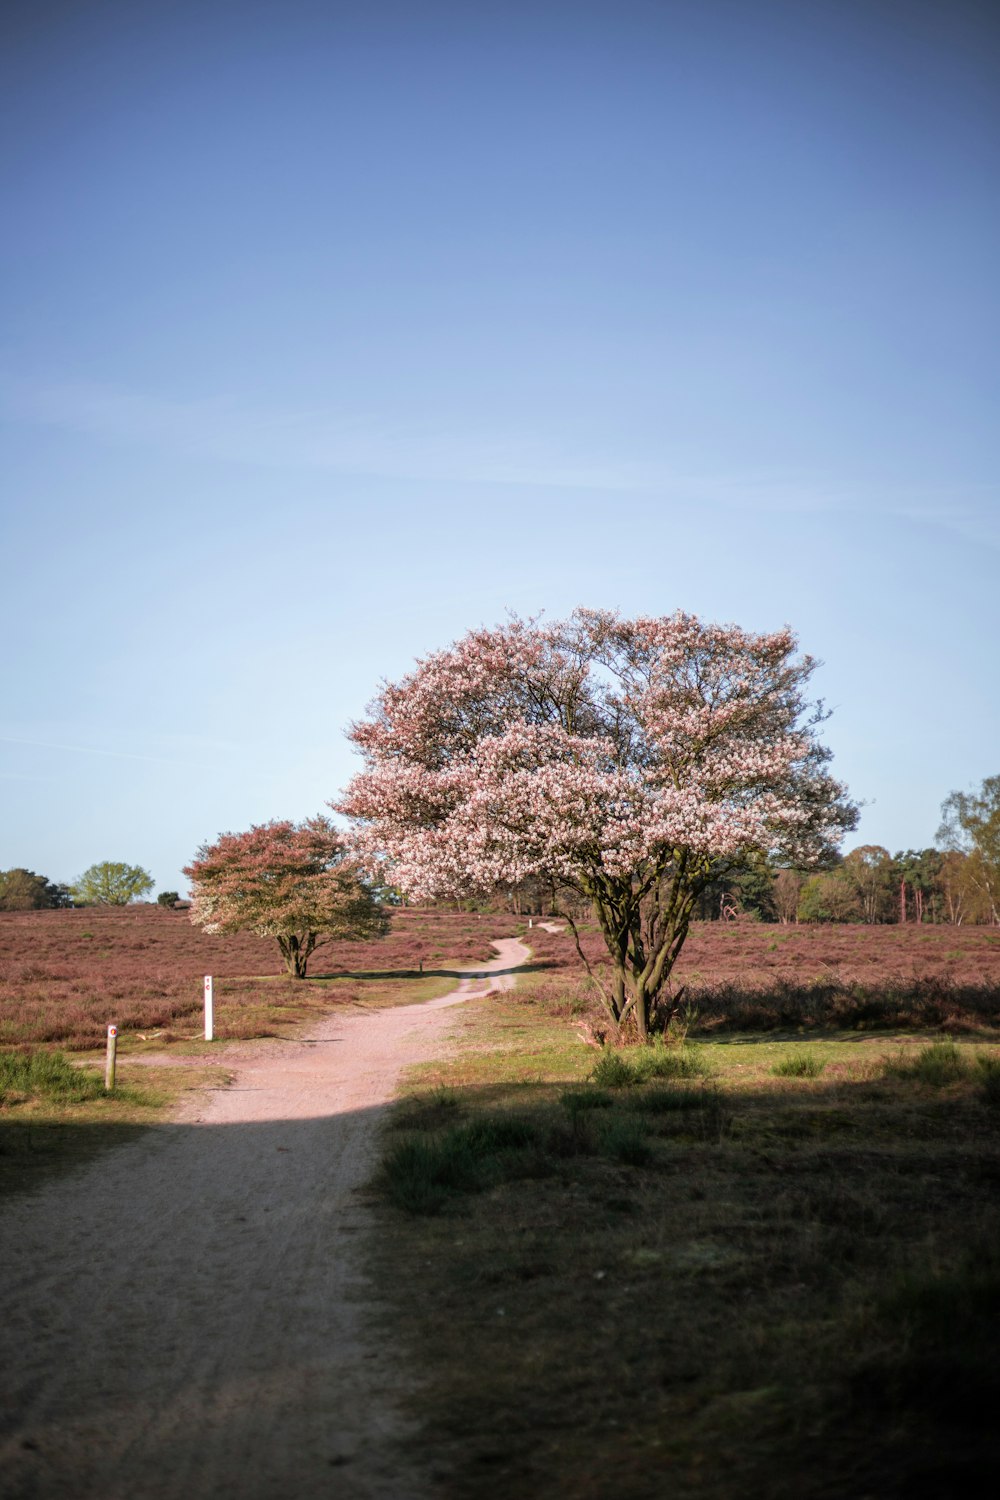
xmin=277 ymin=932 xmax=317 ymax=979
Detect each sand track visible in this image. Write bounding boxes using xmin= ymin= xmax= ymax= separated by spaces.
xmin=0 ymin=939 xmax=528 ymax=1500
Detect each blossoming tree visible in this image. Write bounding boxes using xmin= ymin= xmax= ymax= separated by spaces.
xmin=184 ymin=817 xmax=388 ymax=978
xmin=338 ymin=610 xmax=857 ymax=1038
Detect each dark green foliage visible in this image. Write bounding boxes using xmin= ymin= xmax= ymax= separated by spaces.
xmin=589 ymin=1051 xmax=641 ymax=1088
xmin=156 ymin=891 xmax=181 ymax=907
xmin=0 ymin=869 xmax=72 ymax=911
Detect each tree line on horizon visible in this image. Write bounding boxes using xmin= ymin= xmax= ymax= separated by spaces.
xmin=3 ymin=788 xmax=997 ymax=930
xmin=3 ymin=612 xmax=998 ymax=1036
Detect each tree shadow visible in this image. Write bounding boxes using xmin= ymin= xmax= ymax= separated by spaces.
xmin=0 ymin=1098 xmax=418 ymax=1495
xmin=309 ymin=960 xmax=554 ymax=981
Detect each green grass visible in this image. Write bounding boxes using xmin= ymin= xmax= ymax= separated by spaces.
xmin=590 ymin=1040 xmax=711 ymax=1089
xmin=0 ymin=1048 xmax=108 ymax=1105
xmin=771 ymin=1050 xmax=825 ymax=1078
xmin=881 ymin=1038 xmax=979 ymax=1085
xmin=371 ymin=988 xmax=1000 ymax=1499
xmin=381 ymin=1114 xmax=547 ymax=1213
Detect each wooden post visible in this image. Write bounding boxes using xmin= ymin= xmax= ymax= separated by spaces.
xmin=204 ymin=975 xmax=214 ymax=1042
xmin=105 ymin=1025 xmax=118 ymax=1091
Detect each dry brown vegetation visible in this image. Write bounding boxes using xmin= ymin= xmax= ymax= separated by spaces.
xmin=0 ymin=904 xmax=521 ymax=1050
xmin=526 ymin=919 xmax=1000 ymax=1034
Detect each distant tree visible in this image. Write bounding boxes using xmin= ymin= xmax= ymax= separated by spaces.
xmin=773 ymin=868 xmax=805 ymax=924
xmin=936 ymin=850 xmax=974 ymax=925
xmin=694 ymin=859 xmax=777 ymax=922
xmin=733 ymin=860 xmax=778 ymax=921
xmin=842 ymin=845 xmax=894 ymax=923
xmin=893 ymin=848 xmax=943 ymax=923
xmin=340 ymin=610 xmax=857 ymax=1038
xmin=0 ymin=868 xmax=72 ymax=911
xmin=156 ymin=890 xmax=181 ymax=908
xmin=797 ymin=871 xmax=861 ymax=923
xmin=71 ymin=862 xmax=155 ymax=906
xmin=938 ymin=776 xmax=1000 ymax=926
xmin=184 ymin=817 xmax=389 ymax=978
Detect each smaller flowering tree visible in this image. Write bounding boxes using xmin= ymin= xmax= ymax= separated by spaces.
xmin=184 ymin=817 xmax=388 ymax=978
xmin=339 ymin=610 xmax=858 ymax=1038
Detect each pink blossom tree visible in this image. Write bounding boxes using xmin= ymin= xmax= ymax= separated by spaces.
xmin=338 ymin=610 xmax=857 ymax=1038
xmin=184 ymin=817 xmax=388 ymax=978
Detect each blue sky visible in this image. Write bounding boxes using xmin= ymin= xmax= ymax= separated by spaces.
xmin=2 ymin=0 xmax=997 ymax=894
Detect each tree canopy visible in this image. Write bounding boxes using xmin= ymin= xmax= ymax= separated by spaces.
xmin=938 ymin=775 xmax=1000 ymax=926
xmin=339 ymin=609 xmax=857 ymax=1037
xmin=0 ymin=868 xmax=73 ymax=911
xmin=184 ymin=817 xmax=388 ymax=977
xmin=71 ymin=862 xmax=154 ymax=906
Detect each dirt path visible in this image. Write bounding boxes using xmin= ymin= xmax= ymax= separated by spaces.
xmin=0 ymin=939 xmax=529 ymax=1500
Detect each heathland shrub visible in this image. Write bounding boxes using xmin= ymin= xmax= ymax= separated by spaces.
xmin=690 ymin=977 xmax=1000 ymax=1034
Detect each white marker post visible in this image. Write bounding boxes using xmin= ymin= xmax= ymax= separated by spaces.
xmin=105 ymin=1025 xmax=118 ymax=1091
xmin=204 ymin=975 xmax=214 ymax=1042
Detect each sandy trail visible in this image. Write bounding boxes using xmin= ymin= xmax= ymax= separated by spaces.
xmin=0 ymin=938 xmax=529 ymax=1500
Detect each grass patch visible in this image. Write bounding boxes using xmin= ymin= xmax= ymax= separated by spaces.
xmin=596 ymin=1115 xmax=654 ymax=1166
xmin=590 ymin=1041 xmax=710 ymax=1090
xmin=381 ymin=1114 xmax=543 ymax=1214
xmin=977 ymin=1053 xmax=1000 ymax=1108
xmin=371 ymin=983 xmax=1000 ymax=1499
xmin=882 ymin=1039 xmax=974 ymax=1086
xmin=0 ymin=1049 xmax=107 ymax=1105
xmin=771 ymin=1051 xmax=826 ymax=1078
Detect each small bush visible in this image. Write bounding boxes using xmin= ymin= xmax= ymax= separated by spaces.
xmin=590 ymin=1043 xmax=710 ymax=1090
xmin=883 ymin=1041 xmax=971 ymax=1087
xmin=636 ymin=1041 xmax=711 ymax=1081
xmin=381 ymin=1114 xmax=541 ymax=1214
xmin=772 ymin=1052 xmax=826 ymax=1078
xmin=590 ymin=1052 xmax=640 ymax=1089
xmin=598 ymin=1117 xmax=653 ymax=1166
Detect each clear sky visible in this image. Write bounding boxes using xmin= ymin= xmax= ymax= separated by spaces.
xmin=2 ymin=0 xmax=998 ymax=895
